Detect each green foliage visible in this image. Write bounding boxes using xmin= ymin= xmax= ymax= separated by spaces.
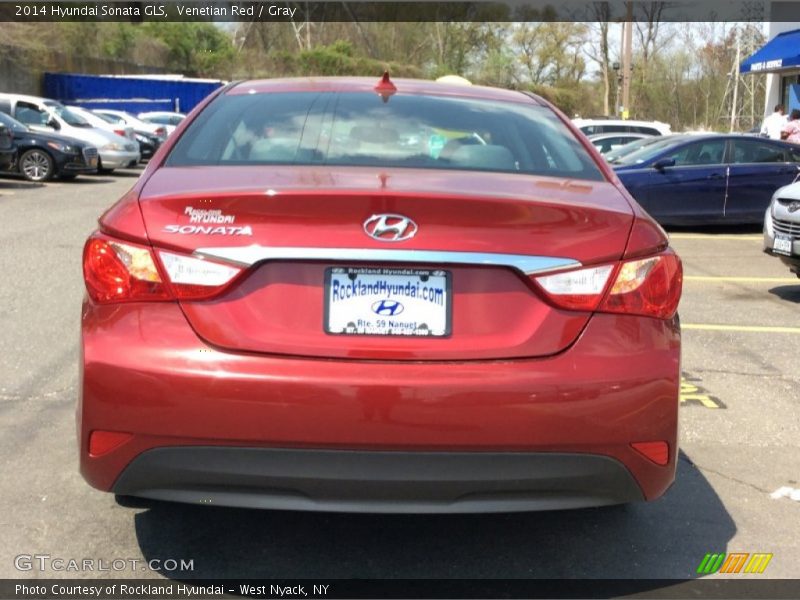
xmin=1 ymin=20 xmax=767 ymax=131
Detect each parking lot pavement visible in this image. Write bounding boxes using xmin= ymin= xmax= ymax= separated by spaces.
xmin=1 ymin=175 xmax=798 ymax=581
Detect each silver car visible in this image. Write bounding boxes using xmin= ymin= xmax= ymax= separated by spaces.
xmin=763 ymin=180 xmax=800 ymax=277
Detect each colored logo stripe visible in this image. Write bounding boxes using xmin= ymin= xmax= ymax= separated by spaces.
xmin=720 ymin=553 xmax=749 ymax=573
xmin=697 ymin=553 xmax=725 ymax=574
xmin=744 ymin=554 xmax=773 ymax=574
xmin=697 ymin=553 xmax=773 ymax=574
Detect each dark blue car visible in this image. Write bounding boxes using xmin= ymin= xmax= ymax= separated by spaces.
xmin=612 ymin=134 xmax=800 ymax=225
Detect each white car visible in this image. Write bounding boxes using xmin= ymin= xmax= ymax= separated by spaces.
xmin=67 ymin=106 xmax=136 ymax=142
xmin=93 ymin=109 xmax=168 ymax=142
xmin=0 ymin=93 xmax=140 ymax=172
xmin=587 ymin=132 xmax=653 ymax=155
xmin=573 ymin=118 xmax=672 ymax=137
xmin=137 ymin=111 xmax=185 ymax=136
xmin=764 ymin=181 xmax=800 ymax=278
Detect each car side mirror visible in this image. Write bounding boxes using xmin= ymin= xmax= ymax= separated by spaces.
xmin=47 ymin=117 xmax=60 ymax=131
xmin=653 ymin=157 xmax=675 ymax=171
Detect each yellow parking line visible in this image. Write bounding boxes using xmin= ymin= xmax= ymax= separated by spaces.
xmin=683 ymin=324 xmax=800 ymax=334
xmin=685 ymin=276 xmax=798 ymax=283
xmin=669 ymin=234 xmax=762 ymax=240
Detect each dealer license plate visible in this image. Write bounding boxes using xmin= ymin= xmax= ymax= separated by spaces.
xmin=773 ymin=235 xmax=793 ymax=256
xmin=325 ymin=267 xmax=451 ymax=337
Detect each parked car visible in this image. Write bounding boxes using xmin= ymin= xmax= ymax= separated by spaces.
xmin=79 ymin=76 xmax=683 ymax=513
xmin=92 ymin=109 xmax=168 ymax=143
xmin=67 ymin=105 xmax=136 ymax=142
xmin=604 ymin=134 xmax=675 ymax=164
xmin=0 ymin=94 xmax=140 ymax=173
xmin=137 ymin=111 xmax=185 ymax=136
xmin=89 ymin=111 xmax=161 ymax=161
xmin=133 ymin=132 xmax=161 ymax=161
xmin=763 ymin=181 xmax=800 ymax=277
xmin=573 ymin=118 xmax=672 ymax=136
xmin=614 ymin=134 xmax=800 ymax=225
xmin=588 ymin=132 xmax=653 ymax=155
xmin=0 ymin=111 xmax=97 ymax=181
xmin=0 ymin=123 xmax=15 ymax=171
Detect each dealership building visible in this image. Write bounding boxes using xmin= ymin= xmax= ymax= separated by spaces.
xmin=741 ymin=5 xmax=800 ymax=116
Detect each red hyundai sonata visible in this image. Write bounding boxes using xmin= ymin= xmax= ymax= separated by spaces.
xmin=79 ymin=76 xmax=682 ymax=512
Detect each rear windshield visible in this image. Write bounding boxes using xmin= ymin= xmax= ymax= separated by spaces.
xmin=166 ymin=91 xmax=605 ymax=181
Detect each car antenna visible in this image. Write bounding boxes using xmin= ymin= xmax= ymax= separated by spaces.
xmin=374 ymin=71 xmax=396 ymax=103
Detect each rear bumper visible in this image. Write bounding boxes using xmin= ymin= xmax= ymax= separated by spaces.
xmin=79 ymin=302 xmax=681 ymax=511
xmin=113 ymin=447 xmax=644 ymax=513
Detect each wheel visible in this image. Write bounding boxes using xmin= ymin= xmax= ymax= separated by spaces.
xmin=19 ymin=149 xmax=54 ymax=182
xmin=97 ymin=158 xmax=114 ymax=174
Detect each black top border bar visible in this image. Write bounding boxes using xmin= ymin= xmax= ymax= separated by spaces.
xmin=1 ymin=0 xmax=800 ymax=22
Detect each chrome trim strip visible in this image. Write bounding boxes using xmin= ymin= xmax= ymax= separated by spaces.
xmin=195 ymin=246 xmax=581 ymax=276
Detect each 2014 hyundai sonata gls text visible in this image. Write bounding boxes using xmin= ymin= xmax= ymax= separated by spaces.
xmin=78 ymin=76 xmax=683 ymax=513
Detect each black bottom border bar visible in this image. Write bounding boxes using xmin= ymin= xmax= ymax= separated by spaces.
xmin=4 ymin=579 xmax=800 ymax=600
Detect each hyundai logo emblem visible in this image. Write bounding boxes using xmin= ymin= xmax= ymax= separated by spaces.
xmin=363 ymin=214 xmax=418 ymax=242
xmin=371 ymin=299 xmax=404 ymax=316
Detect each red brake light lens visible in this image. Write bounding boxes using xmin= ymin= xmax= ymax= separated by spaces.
xmin=83 ymin=237 xmax=169 ymax=303
xmin=599 ymin=251 xmax=682 ymax=319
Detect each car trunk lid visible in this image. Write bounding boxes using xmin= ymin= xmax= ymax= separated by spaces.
xmin=139 ymin=166 xmax=633 ymax=360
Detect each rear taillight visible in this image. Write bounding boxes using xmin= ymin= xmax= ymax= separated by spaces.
xmin=599 ymin=252 xmax=682 ymax=319
xmin=83 ymin=234 xmax=243 ymax=303
xmin=535 ymin=265 xmax=615 ymax=311
xmin=533 ymin=250 xmax=682 ymax=319
xmin=155 ymin=127 xmax=167 ymax=137
xmin=157 ymin=250 xmax=243 ymax=300
xmin=113 ymin=129 xmax=126 ymax=137
xmin=83 ymin=237 xmax=169 ymax=303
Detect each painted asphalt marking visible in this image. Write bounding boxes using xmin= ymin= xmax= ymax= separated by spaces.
xmin=685 ymin=276 xmax=798 ymax=283
xmin=683 ymin=324 xmax=800 ymax=334
xmin=680 ymin=373 xmax=726 ymax=409
xmin=770 ymin=486 xmax=800 ymax=501
xmin=669 ymin=234 xmax=762 ymax=240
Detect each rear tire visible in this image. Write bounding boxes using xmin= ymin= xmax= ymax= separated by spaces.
xmin=19 ymin=149 xmax=54 ymax=182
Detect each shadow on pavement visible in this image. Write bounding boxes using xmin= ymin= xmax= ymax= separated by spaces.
xmin=57 ymin=177 xmax=117 ymax=184
xmin=0 ymin=177 xmax=45 ymax=189
xmin=664 ymin=224 xmax=762 ymax=235
xmin=769 ymin=285 xmax=800 ymax=303
xmin=131 ymin=450 xmax=735 ymax=583
xmin=103 ymin=169 xmax=145 ymax=178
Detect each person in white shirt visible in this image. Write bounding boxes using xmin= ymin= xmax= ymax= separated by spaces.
xmin=761 ymin=104 xmax=788 ymax=140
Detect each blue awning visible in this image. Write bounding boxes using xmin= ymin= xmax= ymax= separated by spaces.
xmin=740 ymin=29 xmax=800 ymax=74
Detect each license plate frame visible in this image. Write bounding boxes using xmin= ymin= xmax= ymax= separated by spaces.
xmin=324 ymin=267 xmax=452 ymax=337
xmin=773 ymin=234 xmax=793 ymax=256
